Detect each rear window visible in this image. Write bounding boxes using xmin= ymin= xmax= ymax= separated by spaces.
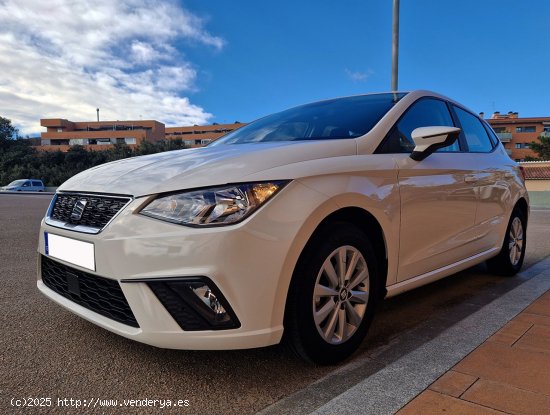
xmin=211 ymin=93 xmax=407 ymax=145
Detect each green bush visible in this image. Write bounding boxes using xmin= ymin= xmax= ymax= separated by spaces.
xmin=0 ymin=117 xmax=190 ymax=186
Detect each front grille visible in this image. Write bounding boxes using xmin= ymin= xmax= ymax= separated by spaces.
xmin=50 ymin=193 xmax=131 ymax=231
xmin=41 ymin=256 xmax=139 ymax=328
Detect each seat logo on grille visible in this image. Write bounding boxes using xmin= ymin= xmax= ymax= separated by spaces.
xmin=70 ymin=199 xmax=88 ymax=221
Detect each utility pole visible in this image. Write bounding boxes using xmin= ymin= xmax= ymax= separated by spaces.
xmin=96 ymin=108 xmax=99 ymax=122
xmin=391 ymin=0 xmax=400 ymax=91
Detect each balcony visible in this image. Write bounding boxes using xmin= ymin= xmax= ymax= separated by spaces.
xmin=496 ymin=132 xmax=512 ymax=142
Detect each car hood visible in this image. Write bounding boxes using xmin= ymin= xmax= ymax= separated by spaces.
xmin=58 ymin=140 xmax=357 ymax=197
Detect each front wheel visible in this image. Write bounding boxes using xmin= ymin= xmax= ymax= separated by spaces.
xmin=486 ymin=207 xmax=527 ymax=276
xmin=284 ymin=223 xmax=380 ymax=365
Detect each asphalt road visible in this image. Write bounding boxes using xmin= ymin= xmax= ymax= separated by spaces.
xmin=1 ymin=194 xmax=549 ymax=414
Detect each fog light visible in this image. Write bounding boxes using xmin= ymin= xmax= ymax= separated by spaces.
xmin=142 ymin=277 xmax=240 ymax=331
xmin=189 ymin=283 xmax=227 ymax=321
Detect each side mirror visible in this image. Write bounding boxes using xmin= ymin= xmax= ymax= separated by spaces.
xmin=410 ymin=126 xmax=461 ymax=161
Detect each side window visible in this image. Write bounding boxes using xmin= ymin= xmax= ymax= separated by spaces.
xmin=32 ymin=181 xmax=42 ymax=187
xmin=454 ymin=107 xmax=494 ymax=153
xmin=378 ymin=98 xmax=459 ymax=153
xmin=482 ymin=122 xmax=500 ymax=147
xmin=22 ymin=181 xmax=31 ymax=187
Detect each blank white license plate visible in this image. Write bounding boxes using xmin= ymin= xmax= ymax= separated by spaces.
xmin=45 ymin=232 xmax=95 ymax=271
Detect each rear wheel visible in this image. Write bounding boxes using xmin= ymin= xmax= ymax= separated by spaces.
xmin=486 ymin=208 xmax=527 ymax=276
xmin=284 ymin=223 xmax=379 ymax=365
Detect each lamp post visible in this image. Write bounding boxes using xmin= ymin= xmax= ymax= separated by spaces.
xmin=96 ymin=108 xmax=99 ymax=122
xmin=391 ymin=0 xmax=400 ymax=91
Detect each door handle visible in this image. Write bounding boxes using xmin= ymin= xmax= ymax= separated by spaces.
xmin=464 ymin=175 xmax=478 ymax=183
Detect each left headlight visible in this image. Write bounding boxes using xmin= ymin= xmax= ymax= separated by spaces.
xmin=140 ymin=181 xmax=289 ymax=226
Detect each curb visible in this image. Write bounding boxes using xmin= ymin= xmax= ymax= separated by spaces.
xmin=314 ymin=260 xmax=550 ymax=414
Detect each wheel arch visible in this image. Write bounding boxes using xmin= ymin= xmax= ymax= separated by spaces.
xmin=309 ymin=207 xmax=389 ymax=296
xmin=514 ymin=197 xmax=529 ymax=219
xmin=279 ymin=206 xmax=389 ymax=329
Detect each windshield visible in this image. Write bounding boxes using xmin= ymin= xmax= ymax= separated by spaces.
xmin=7 ymin=180 xmax=26 ymax=186
xmin=212 ymin=93 xmax=407 ymax=145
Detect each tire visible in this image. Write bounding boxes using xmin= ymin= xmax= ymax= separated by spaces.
xmin=486 ymin=207 xmax=527 ymax=276
xmin=284 ymin=222 xmax=380 ymax=365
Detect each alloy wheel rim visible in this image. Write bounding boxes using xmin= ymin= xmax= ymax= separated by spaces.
xmin=508 ymin=217 xmax=524 ymax=266
xmin=312 ymin=245 xmax=369 ymax=345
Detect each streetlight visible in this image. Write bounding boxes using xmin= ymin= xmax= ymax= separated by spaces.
xmin=391 ymin=0 xmax=400 ymax=91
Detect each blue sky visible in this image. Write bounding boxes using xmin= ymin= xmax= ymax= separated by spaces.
xmin=185 ymin=0 xmax=550 ymax=124
xmin=1 ymin=0 xmax=548 ymax=135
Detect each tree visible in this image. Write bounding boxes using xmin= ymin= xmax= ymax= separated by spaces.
xmin=0 ymin=116 xmax=19 ymax=149
xmin=109 ymin=143 xmax=134 ymax=160
xmin=530 ymin=135 xmax=550 ymax=160
xmin=135 ymin=140 xmax=158 ymax=155
xmin=0 ymin=128 xmax=194 ymax=186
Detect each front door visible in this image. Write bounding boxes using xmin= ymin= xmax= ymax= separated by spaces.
xmin=375 ymin=97 xmax=478 ymax=281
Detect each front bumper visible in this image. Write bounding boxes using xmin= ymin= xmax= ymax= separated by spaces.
xmin=37 ymin=181 xmax=329 ymax=350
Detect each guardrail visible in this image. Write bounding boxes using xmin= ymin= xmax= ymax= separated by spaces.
xmin=528 ymin=191 xmax=550 ymax=208
xmin=0 ymin=190 xmax=55 ymax=195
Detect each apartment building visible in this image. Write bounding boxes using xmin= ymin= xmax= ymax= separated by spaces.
xmin=165 ymin=122 xmax=244 ymax=147
xmin=485 ymin=112 xmax=550 ymax=161
xmin=39 ymin=119 xmax=244 ymax=151
xmin=40 ymin=119 xmax=165 ymax=151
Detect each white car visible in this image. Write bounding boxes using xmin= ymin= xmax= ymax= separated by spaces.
xmin=37 ymin=90 xmax=528 ymax=364
xmin=2 ymin=179 xmax=45 ymax=192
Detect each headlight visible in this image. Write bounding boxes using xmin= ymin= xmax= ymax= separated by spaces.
xmin=140 ymin=181 xmax=289 ymax=226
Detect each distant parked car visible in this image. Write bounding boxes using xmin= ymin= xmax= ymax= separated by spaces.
xmin=1 ymin=179 xmax=45 ymax=192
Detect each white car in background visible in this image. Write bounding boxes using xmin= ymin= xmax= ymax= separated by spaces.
xmin=2 ymin=179 xmax=45 ymax=192
xmin=37 ymin=90 xmax=528 ymax=364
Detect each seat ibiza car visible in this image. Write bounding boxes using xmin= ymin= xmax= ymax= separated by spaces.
xmin=37 ymin=90 xmax=528 ymax=364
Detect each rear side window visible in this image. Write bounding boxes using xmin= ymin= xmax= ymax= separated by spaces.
xmin=378 ymin=98 xmax=458 ymax=153
xmin=453 ymin=107 xmax=494 ymax=153
xmin=482 ymin=122 xmax=500 ymax=147
xmin=32 ymin=181 xmax=42 ymax=187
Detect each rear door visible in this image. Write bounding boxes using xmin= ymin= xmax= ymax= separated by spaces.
xmin=451 ymin=105 xmax=510 ymax=251
xmin=32 ymin=180 xmax=44 ymax=191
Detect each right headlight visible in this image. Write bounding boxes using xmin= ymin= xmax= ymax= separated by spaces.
xmin=139 ymin=181 xmax=289 ymax=227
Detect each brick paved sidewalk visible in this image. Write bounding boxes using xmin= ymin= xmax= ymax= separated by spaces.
xmin=398 ymin=290 xmax=550 ymax=414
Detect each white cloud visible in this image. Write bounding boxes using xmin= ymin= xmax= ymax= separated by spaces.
xmin=131 ymin=41 xmax=162 ymax=64
xmin=0 ymin=0 xmax=225 ymax=134
xmin=345 ymin=68 xmax=374 ymax=82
